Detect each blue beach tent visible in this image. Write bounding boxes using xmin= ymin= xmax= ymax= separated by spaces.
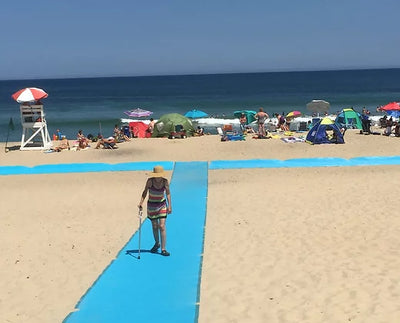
xmin=306 ymin=117 xmax=344 ymax=144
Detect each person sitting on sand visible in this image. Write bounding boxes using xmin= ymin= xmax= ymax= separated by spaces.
xmin=393 ymin=121 xmax=400 ymax=137
xmin=379 ymin=115 xmax=388 ymax=128
xmin=95 ymin=135 xmax=117 ymax=149
xmin=195 ymin=126 xmax=204 ymax=136
xmin=113 ymin=124 xmax=130 ymax=142
xmin=245 ymin=125 xmax=256 ymax=134
xmin=55 ymin=138 xmax=70 ymax=151
xmin=383 ymin=117 xmax=393 ymax=136
xmin=361 ymin=113 xmax=372 ymax=134
xmin=77 ymin=130 xmax=90 ymax=148
xmin=50 ymin=138 xmax=70 ymax=152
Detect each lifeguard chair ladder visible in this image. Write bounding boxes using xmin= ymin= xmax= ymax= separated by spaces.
xmin=19 ymin=104 xmax=52 ymax=150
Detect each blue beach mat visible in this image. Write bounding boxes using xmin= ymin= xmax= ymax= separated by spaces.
xmin=209 ymin=156 xmax=400 ymax=169
xmin=2 ymin=156 xmax=400 ymax=176
xmin=0 ymin=161 xmax=174 ymax=176
xmin=64 ymin=161 xmax=208 ymax=323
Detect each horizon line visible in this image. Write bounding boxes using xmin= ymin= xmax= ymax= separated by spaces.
xmin=1 ymin=66 xmax=400 ymax=82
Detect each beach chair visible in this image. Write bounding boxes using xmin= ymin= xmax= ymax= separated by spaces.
xmin=216 ymin=127 xmax=245 ymax=141
xmin=122 ymin=125 xmax=131 ymax=138
xmin=168 ymin=125 xmax=187 ymax=139
xmin=223 ymin=124 xmax=234 ymax=134
xmin=346 ymin=118 xmax=356 ymax=129
xmin=103 ymin=141 xmax=116 ymax=149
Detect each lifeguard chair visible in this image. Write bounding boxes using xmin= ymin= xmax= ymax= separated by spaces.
xmin=19 ymin=104 xmax=52 ymax=150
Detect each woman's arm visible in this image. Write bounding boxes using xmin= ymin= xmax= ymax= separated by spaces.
xmin=165 ymin=180 xmax=172 ymax=213
xmin=138 ymin=179 xmax=151 ymax=208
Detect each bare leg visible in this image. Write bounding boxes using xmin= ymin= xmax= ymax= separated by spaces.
xmin=158 ymin=218 xmax=167 ymax=251
xmin=151 ymin=220 xmax=160 ymax=245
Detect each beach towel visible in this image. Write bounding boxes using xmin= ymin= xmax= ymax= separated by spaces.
xmin=281 ymin=136 xmax=305 ymax=143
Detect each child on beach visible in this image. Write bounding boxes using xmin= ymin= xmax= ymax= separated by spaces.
xmin=138 ymin=165 xmax=172 ymax=256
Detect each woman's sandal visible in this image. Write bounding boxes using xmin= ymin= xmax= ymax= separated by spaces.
xmin=150 ymin=243 xmax=160 ymax=253
xmin=161 ymin=250 xmax=170 ymax=257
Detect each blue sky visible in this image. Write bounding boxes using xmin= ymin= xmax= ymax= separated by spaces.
xmin=1 ymin=0 xmax=399 ymax=80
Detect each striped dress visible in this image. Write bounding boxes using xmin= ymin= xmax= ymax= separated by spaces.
xmin=147 ymin=179 xmax=167 ymax=220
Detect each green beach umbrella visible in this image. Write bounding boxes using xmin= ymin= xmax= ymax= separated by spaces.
xmin=233 ymin=110 xmax=257 ymax=124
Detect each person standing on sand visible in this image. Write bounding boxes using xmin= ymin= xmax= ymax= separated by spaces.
xmin=138 ymin=165 xmax=172 ymax=256
xmin=147 ymin=118 xmax=155 ymax=135
xmin=255 ymin=107 xmax=269 ymax=137
xmin=239 ymin=113 xmax=247 ymax=132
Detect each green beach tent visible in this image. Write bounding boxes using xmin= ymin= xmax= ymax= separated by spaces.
xmin=152 ymin=113 xmax=195 ymax=137
xmin=335 ymin=108 xmax=363 ymax=129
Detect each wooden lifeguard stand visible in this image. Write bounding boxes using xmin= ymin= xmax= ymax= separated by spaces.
xmin=19 ymin=104 xmax=52 ymax=150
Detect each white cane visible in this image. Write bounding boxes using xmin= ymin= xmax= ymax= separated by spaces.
xmin=138 ymin=206 xmax=143 ymax=259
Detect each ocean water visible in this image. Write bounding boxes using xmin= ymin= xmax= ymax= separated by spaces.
xmin=1 ymin=68 xmax=399 ymax=142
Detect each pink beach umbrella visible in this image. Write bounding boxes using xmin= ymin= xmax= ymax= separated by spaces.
xmin=124 ymin=108 xmax=153 ymax=118
xmin=286 ymin=110 xmax=302 ymax=119
xmin=12 ymin=87 xmax=48 ymax=103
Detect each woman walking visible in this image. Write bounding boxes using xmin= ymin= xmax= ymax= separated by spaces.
xmin=138 ymin=165 xmax=172 ymax=256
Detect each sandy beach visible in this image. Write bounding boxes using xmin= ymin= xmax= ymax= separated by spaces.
xmin=2 ymin=129 xmax=400 ymax=322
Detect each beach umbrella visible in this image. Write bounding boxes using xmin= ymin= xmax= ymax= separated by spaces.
xmin=184 ymin=109 xmax=208 ymax=119
xmin=378 ymin=102 xmax=400 ymax=111
xmin=233 ymin=110 xmax=257 ymax=124
xmin=124 ymin=108 xmax=153 ymax=118
xmin=378 ymin=102 xmax=400 ymax=118
xmin=12 ymin=87 xmax=48 ymax=103
xmin=286 ymin=110 xmax=302 ymax=119
xmin=306 ymin=100 xmax=330 ymax=115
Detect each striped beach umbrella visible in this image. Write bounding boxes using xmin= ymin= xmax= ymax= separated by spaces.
xmin=12 ymin=87 xmax=48 ymax=103
xmin=124 ymin=108 xmax=153 ymax=118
